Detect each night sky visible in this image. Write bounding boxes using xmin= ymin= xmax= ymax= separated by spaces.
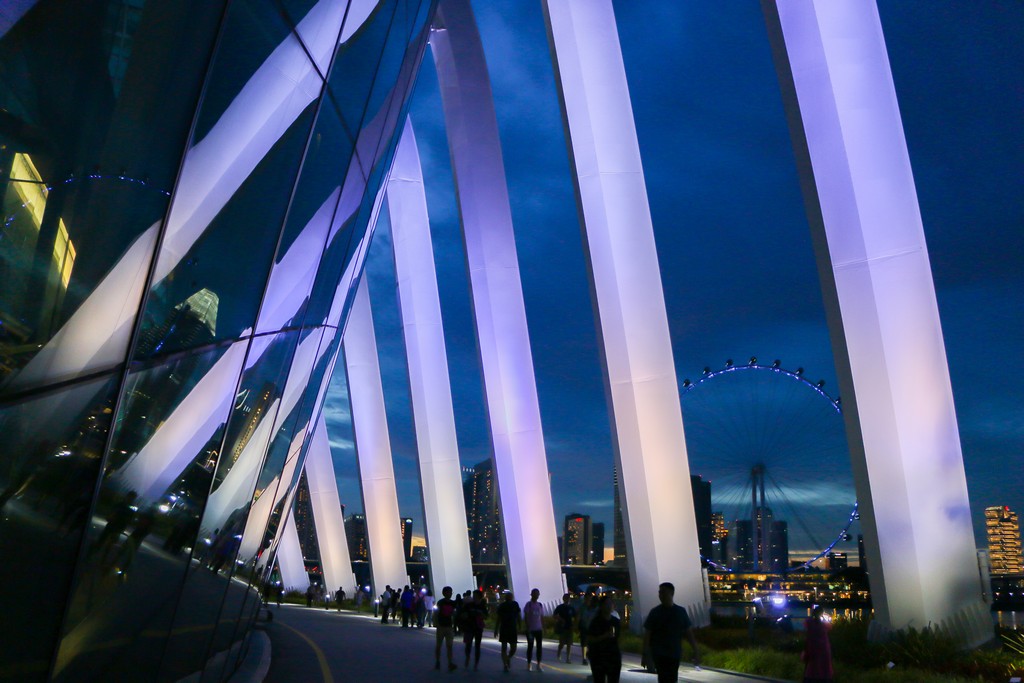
xmin=324 ymin=1 xmax=1023 ymax=560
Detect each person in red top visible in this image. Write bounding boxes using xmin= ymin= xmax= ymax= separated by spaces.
xmin=802 ymin=605 xmax=833 ymax=683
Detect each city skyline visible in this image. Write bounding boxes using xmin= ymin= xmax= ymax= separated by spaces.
xmin=323 ymin=1 xmax=1022 ymax=560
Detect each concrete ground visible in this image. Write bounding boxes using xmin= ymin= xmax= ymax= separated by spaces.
xmin=260 ymin=604 xmax=788 ymax=683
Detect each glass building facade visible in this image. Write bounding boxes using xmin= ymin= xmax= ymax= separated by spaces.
xmin=0 ymin=1 xmax=434 ymax=680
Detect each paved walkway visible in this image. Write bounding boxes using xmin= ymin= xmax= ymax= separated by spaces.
xmin=262 ymin=605 xmax=788 ymax=683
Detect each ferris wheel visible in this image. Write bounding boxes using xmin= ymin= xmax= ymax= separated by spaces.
xmin=679 ymin=358 xmax=859 ymax=574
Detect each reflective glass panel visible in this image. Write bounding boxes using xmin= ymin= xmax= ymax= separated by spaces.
xmin=0 ymin=1 xmax=225 ymax=394
xmin=51 ymin=343 xmax=245 ymax=682
xmin=0 ymin=374 xmax=120 ymax=681
xmin=157 ymin=331 xmax=299 ymax=682
xmin=136 ymin=0 xmax=324 ymax=359
xmin=255 ymin=103 xmax=348 ymax=334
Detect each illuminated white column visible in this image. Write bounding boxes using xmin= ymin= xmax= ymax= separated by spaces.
xmin=343 ymin=278 xmax=408 ymax=594
xmin=763 ymin=0 xmax=989 ymax=645
xmin=543 ymin=0 xmax=708 ymax=628
xmin=388 ymin=118 xmax=475 ymax=595
xmin=305 ymin=413 xmax=357 ymax=595
xmin=431 ymin=0 xmax=564 ymax=603
xmin=277 ymin=510 xmax=310 ymax=591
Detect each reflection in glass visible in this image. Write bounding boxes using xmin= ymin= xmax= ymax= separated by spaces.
xmin=51 ymin=343 xmax=244 ymax=682
xmin=0 ymin=374 xmax=119 ymax=681
xmin=158 ymin=331 xmax=299 ymax=682
xmin=0 ymin=1 xmax=225 ymax=393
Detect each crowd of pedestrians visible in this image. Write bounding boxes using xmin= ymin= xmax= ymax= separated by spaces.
xmin=279 ymin=575 xmax=834 ymax=681
xmin=365 ymin=582 xmax=703 ymax=680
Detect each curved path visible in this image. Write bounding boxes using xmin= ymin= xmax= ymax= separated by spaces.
xmin=262 ymin=604 xmax=786 ymax=683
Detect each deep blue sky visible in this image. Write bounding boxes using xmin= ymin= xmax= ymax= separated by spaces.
xmin=325 ymin=1 xmax=1023 ymax=558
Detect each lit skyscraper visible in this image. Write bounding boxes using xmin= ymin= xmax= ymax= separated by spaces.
xmin=401 ymin=517 xmax=414 ymax=562
xmin=563 ymin=513 xmax=592 ymax=564
xmin=690 ymin=475 xmax=713 ymax=559
xmin=592 ymin=522 xmax=606 ymax=564
xmin=463 ymin=460 xmax=503 ymax=563
xmin=711 ymin=512 xmax=729 ymax=565
xmin=986 ymin=506 xmax=1023 ymax=575
xmin=828 ymin=552 xmax=848 ymax=571
xmin=612 ymin=465 xmax=626 ymax=566
xmin=294 ymin=471 xmax=320 ymax=564
xmin=345 ymin=514 xmax=370 ymax=563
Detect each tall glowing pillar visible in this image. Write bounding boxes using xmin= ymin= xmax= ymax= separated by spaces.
xmin=277 ymin=510 xmax=310 ymax=591
xmin=430 ymin=0 xmax=564 ymax=603
xmin=343 ymin=278 xmax=408 ymax=595
xmin=763 ymin=0 xmax=989 ymax=644
xmin=387 ymin=118 xmax=475 ymax=594
xmin=543 ymin=0 xmax=708 ymax=628
xmin=305 ymin=413 xmax=357 ymax=596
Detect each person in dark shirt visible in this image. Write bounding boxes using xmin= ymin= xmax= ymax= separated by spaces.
xmin=586 ymin=595 xmax=622 ymax=683
xmin=494 ymin=591 xmax=522 ymax=672
xmin=433 ymin=586 xmax=458 ymax=671
xmin=553 ymin=592 xmax=577 ymax=663
xmin=462 ymin=590 xmax=488 ymax=670
xmin=578 ymin=592 xmax=599 ymax=665
xmin=642 ymin=582 xmax=700 ymax=682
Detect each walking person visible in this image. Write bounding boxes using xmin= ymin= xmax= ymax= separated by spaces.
xmin=381 ymin=586 xmax=393 ymax=624
xmin=587 ymin=595 xmax=622 ymax=683
xmin=801 ymin=605 xmax=833 ymax=683
xmin=401 ymin=585 xmax=414 ymax=627
xmin=553 ymin=593 xmax=577 ymax=663
xmin=416 ymin=587 xmax=428 ymax=628
xmin=462 ymin=590 xmax=488 ymax=670
xmin=453 ymin=592 xmax=464 ymax=634
xmin=578 ymin=592 xmax=599 ymax=665
xmin=641 ymin=582 xmax=701 ymax=682
xmin=523 ymin=588 xmax=545 ymax=671
xmin=433 ymin=586 xmax=459 ymax=671
xmin=494 ymin=590 xmax=522 ymax=672
xmin=424 ymin=589 xmax=435 ymax=627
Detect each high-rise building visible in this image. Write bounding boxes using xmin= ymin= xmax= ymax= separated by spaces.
xmin=731 ymin=520 xmax=753 ymax=570
xmin=346 ymin=514 xmax=370 ymax=562
xmin=294 ymin=471 xmax=320 ymax=563
xmin=828 ymin=552 xmax=848 ymax=571
xmin=463 ymin=460 xmax=503 ymax=563
xmin=690 ymin=475 xmax=713 ymax=559
xmin=731 ymin=508 xmax=787 ymax=572
xmin=563 ymin=513 xmax=592 ymax=564
xmin=858 ymin=534 xmax=867 ymax=571
xmin=612 ymin=465 xmax=627 ymax=565
xmin=711 ymin=512 xmax=729 ymax=566
xmin=768 ymin=521 xmax=789 ymax=573
xmin=986 ymin=506 xmax=1023 ymax=575
xmin=592 ymin=522 xmax=606 ymax=565
xmin=401 ymin=517 xmax=414 ymax=561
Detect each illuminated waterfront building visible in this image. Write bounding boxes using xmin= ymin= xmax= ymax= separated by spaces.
xmin=986 ymin=506 xmax=1023 ymax=575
